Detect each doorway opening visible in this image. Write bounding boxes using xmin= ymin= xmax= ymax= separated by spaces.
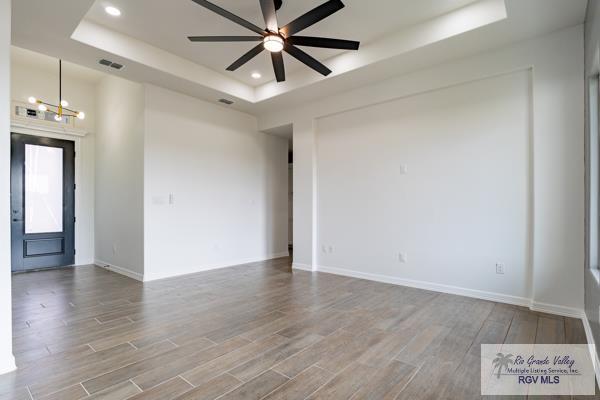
xmin=10 ymin=133 xmax=75 ymax=272
xmin=288 ymin=149 xmax=293 ymax=254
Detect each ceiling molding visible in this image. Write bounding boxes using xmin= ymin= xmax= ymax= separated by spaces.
xmin=11 ymin=0 xmax=586 ymax=114
xmin=71 ymin=0 xmax=507 ymax=105
xmin=254 ymin=0 xmax=507 ymax=102
xmin=71 ymin=20 xmax=255 ymax=102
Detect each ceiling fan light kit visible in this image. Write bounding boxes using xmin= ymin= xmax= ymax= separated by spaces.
xmin=263 ymin=35 xmax=284 ymax=52
xmin=188 ymin=0 xmax=360 ymax=82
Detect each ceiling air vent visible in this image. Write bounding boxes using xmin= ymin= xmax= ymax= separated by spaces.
xmin=99 ymin=59 xmax=125 ymax=70
xmin=218 ymin=99 xmax=234 ymax=105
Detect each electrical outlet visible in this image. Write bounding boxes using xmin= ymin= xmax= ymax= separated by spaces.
xmin=496 ymin=263 xmax=505 ymax=275
xmin=399 ymin=252 xmax=407 ymax=263
xmin=400 ymin=164 xmax=408 ymax=175
xmin=322 ymin=245 xmax=327 ymax=253
xmin=328 ymin=245 xmax=334 ymax=254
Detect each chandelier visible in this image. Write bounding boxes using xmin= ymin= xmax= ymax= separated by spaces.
xmin=28 ymin=59 xmax=85 ymax=122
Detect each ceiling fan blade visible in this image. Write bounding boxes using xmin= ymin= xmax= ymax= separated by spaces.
xmin=226 ymin=43 xmax=265 ymax=71
xmin=284 ymin=43 xmax=331 ymax=76
xmin=188 ymin=36 xmax=263 ymax=42
xmin=190 ymin=0 xmax=265 ymax=35
xmin=271 ymin=52 xmax=285 ymax=82
xmin=280 ymin=0 xmax=344 ymax=37
xmin=260 ymin=0 xmax=279 ymax=33
xmin=287 ymin=36 xmax=359 ymax=50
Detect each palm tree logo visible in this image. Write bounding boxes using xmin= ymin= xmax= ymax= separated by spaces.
xmin=492 ymin=353 xmax=514 ymax=378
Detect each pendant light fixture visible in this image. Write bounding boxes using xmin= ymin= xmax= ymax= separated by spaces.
xmin=28 ymin=60 xmax=86 ymax=121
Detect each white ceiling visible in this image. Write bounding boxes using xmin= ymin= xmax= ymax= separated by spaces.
xmin=84 ymin=0 xmax=478 ymax=86
xmin=11 ymin=46 xmax=106 ymax=84
xmin=11 ymin=0 xmax=587 ymax=116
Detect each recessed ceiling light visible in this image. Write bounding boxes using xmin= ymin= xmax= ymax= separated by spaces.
xmin=105 ymin=6 xmax=121 ymax=16
xmin=251 ymin=72 xmax=261 ymax=79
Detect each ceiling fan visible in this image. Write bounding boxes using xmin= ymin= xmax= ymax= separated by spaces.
xmin=187 ymin=0 xmax=360 ymax=82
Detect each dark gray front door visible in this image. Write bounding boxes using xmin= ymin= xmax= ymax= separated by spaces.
xmin=11 ymin=133 xmax=75 ymax=272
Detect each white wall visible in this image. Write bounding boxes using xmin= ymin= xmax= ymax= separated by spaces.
xmin=584 ymin=0 xmax=600 ymax=363
xmin=317 ymin=70 xmax=531 ymax=301
xmin=288 ymin=164 xmax=293 ymax=245
xmin=143 ymin=85 xmax=288 ymax=281
xmin=11 ymin=52 xmax=97 ymax=265
xmin=95 ymin=76 xmax=145 ymax=278
xmin=0 ymin=0 xmax=16 ymax=374
xmin=260 ymin=25 xmax=584 ymax=316
xmin=292 ymin=120 xmax=317 ymax=270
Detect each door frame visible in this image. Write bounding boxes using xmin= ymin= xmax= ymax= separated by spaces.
xmin=10 ymin=123 xmax=87 ymax=266
xmin=11 ymin=134 xmax=75 ymax=270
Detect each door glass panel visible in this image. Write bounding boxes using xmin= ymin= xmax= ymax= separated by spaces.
xmin=25 ymin=144 xmax=63 ymax=234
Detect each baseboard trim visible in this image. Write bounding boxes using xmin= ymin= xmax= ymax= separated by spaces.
xmin=316 ymin=264 xmax=532 ymax=307
xmin=582 ymin=313 xmax=600 ymax=385
xmin=291 ymin=263 xmax=315 ymax=272
xmin=0 ymin=354 xmax=16 ymax=375
xmin=268 ymin=251 xmax=291 ymax=259
xmin=95 ymin=260 xmax=144 ymax=282
xmin=143 ymin=252 xmax=290 ymax=282
xmin=529 ymin=301 xmax=584 ymax=319
xmin=294 ymin=263 xmax=584 ymax=319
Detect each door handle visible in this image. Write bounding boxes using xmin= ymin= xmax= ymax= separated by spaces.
xmin=12 ymin=218 xmax=22 ymax=222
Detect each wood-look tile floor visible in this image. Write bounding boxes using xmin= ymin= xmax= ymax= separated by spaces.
xmin=0 ymin=256 xmax=594 ymax=400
